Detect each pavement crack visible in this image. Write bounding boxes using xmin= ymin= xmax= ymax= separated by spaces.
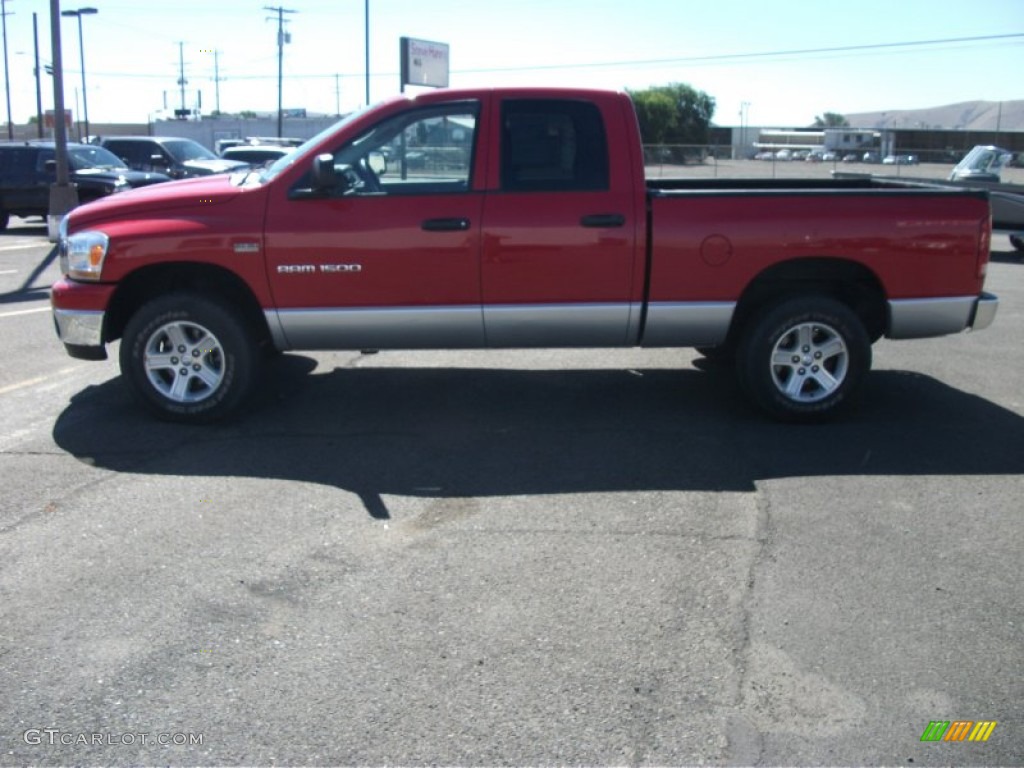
xmin=725 ymin=482 xmax=772 ymax=765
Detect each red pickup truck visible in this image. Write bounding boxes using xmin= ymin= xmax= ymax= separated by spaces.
xmin=51 ymin=87 xmax=998 ymax=423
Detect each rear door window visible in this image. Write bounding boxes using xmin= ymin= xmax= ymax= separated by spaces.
xmin=500 ymin=100 xmax=609 ymax=192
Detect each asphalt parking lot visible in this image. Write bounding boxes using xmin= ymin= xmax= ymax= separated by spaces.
xmin=0 ymin=220 xmax=1021 ymax=765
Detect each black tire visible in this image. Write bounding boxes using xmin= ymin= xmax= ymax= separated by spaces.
xmin=695 ymin=344 xmax=735 ymax=365
xmin=1010 ymin=234 xmax=1024 ymax=252
xmin=0 ymin=210 xmax=9 ymax=230
xmin=120 ymin=293 xmax=258 ymax=423
xmin=737 ymin=296 xmax=871 ymax=422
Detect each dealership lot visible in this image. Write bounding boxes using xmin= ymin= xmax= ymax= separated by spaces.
xmin=0 ymin=221 xmax=1021 ymax=764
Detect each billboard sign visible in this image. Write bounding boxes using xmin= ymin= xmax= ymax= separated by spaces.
xmin=400 ymin=37 xmax=450 ymax=88
xmin=44 ymin=110 xmax=73 ymax=130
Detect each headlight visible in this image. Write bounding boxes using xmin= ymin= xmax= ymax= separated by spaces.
xmin=112 ymin=177 xmax=132 ymax=193
xmin=60 ymin=230 xmax=109 ymax=281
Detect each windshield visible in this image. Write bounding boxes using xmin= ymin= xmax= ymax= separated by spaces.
xmin=258 ymin=105 xmax=374 ymax=183
xmin=162 ymin=139 xmax=219 ymax=163
xmin=68 ymin=145 xmax=130 ymax=170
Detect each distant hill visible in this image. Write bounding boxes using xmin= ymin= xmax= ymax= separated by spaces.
xmin=843 ymin=100 xmax=1024 ymax=132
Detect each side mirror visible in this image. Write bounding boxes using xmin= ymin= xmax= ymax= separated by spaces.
xmin=44 ymin=159 xmax=57 ymax=173
xmin=149 ymin=153 xmax=169 ymax=167
xmin=367 ymin=150 xmax=387 ymax=176
xmin=312 ymin=153 xmax=336 ymax=190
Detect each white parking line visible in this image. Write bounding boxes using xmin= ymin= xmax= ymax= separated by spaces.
xmin=0 ymin=269 xmax=18 ymax=274
xmin=0 ymin=306 xmax=50 ymax=319
xmin=0 ymin=242 xmax=46 ymax=251
xmin=0 ymin=366 xmax=79 ymax=396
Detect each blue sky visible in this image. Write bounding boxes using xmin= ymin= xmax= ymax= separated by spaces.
xmin=3 ymin=0 xmax=1022 ymax=127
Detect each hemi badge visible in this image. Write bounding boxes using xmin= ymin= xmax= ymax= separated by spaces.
xmin=233 ymin=242 xmax=260 ymax=253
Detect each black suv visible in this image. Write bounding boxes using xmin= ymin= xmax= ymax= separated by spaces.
xmin=99 ymin=136 xmax=248 ymax=179
xmin=0 ymin=141 xmax=170 ymax=230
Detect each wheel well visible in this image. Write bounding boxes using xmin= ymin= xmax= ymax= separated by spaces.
xmin=729 ymin=258 xmax=887 ymax=344
xmin=104 ymin=263 xmax=271 ymax=346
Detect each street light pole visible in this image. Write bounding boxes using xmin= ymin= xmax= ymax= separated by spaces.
xmin=61 ymin=6 xmax=97 ymax=141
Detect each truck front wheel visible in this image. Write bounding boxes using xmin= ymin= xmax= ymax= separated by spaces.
xmin=737 ymin=296 xmax=871 ymax=422
xmin=120 ymin=294 xmax=258 ymax=423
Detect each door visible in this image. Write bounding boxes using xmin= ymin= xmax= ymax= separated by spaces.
xmin=480 ymin=97 xmax=641 ymax=347
xmin=263 ymin=102 xmax=486 ymax=350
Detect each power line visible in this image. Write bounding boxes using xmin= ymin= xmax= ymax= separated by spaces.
xmin=83 ymin=31 xmax=1024 ymax=83
xmin=452 ymin=32 xmax=1024 ymax=74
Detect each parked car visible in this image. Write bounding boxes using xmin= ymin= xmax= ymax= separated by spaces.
xmin=862 ymin=152 xmax=881 ymax=163
xmin=883 ymin=154 xmax=919 ymax=165
xmin=215 ymin=136 xmax=304 ymax=155
xmin=0 ymin=141 xmax=169 ymax=230
xmin=220 ymin=145 xmax=295 ymax=168
xmin=842 ymin=153 xmax=859 ymax=163
xmin=98 ymin=136 xmax=248 ymax=179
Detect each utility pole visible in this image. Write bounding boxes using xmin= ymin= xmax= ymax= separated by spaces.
xmin=212 ymin=49 xmax=221 ymax=114
xmin=33 ymin=12 xmax=43 ymax=137
xmin=739 ymin=101 xmax=750 ymax=159
xmin=1 ymin=0 xmax=13 ymax=139
xmin=177 ymin=41 xmax=187 ymax=116
xmin=264 ymin=5 xmax=295 ymax=138
xmin=48 ymin=0 xmax=79 ymax=238
xmin=364 ymin=0 xmax=369 ymax=106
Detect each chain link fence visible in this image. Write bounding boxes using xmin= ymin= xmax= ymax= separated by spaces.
xmin=642 ymin=144 xmax=1024 ymax=184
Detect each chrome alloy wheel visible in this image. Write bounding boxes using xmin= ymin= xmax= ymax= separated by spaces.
xmin=142 ymin=320 xmax=226 ymax=403
xmin=769 ymin=321 xmax=849 ymax=403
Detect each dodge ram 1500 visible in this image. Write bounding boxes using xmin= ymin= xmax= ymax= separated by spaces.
xmin=51 ymin=87 xmax=998 ymax=423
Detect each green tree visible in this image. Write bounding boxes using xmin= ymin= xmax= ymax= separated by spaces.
xmin=627 ymin=83 xmax=716 ymax=144
xmin=813 ymin=112 xmax=849 ymax=128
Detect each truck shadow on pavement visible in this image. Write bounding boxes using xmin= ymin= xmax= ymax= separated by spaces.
xmin=53 ymin=355 xmax=1024 ymax=519
xmin=0 ymin=244 xmax=58 ymax=306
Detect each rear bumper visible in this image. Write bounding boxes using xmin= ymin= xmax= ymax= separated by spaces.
xmin=887 ymin=293 xmax=998 ymax=339
xmin=969 ymin=292 xmax=999 ymax=331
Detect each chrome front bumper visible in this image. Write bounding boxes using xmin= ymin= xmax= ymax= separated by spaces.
xmin=53 ymin=308 xmax=107 ymax=359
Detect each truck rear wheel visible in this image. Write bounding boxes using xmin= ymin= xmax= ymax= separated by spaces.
xmin=120 ymin=293 xmax=258 ymax=423
xmin=737 ymin=296 xmax=870 ymax=422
